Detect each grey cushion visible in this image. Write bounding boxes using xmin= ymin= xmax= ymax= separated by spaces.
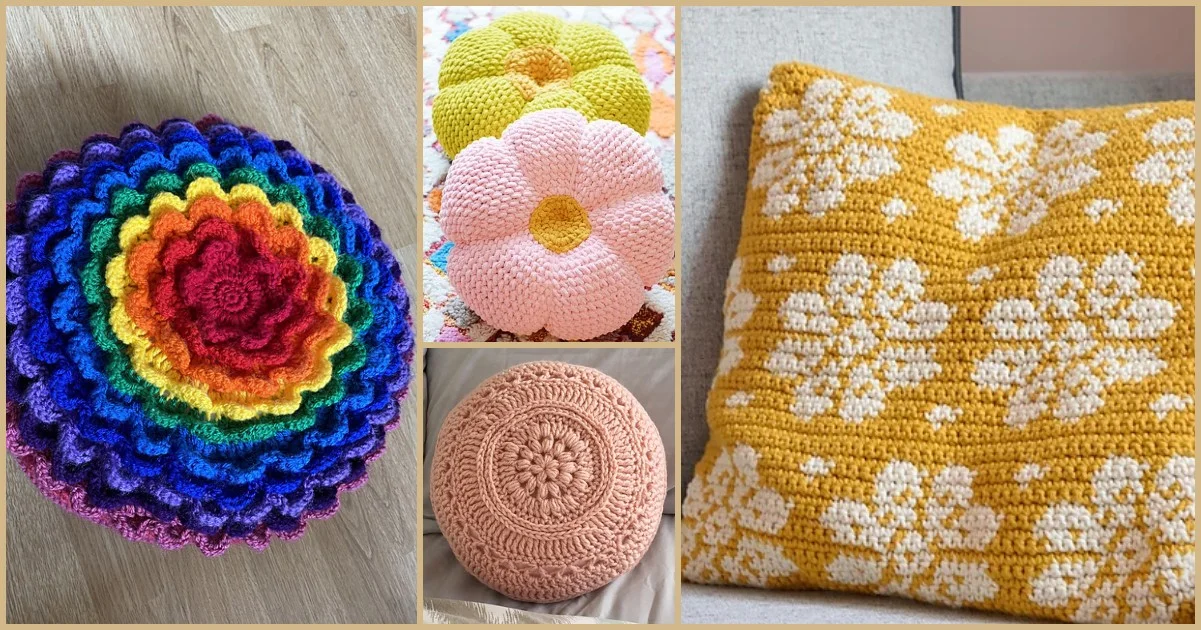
xmin=679 ymin=6 xmax=959 ymax=491
xmin=963 ymin=71 xmax=1195 ymax=109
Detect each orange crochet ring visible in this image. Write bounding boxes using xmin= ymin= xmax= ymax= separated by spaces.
xmin=429 ymin=361 xmax=667 ymax=603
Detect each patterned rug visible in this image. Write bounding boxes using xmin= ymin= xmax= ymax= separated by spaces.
xmin=422 ymin=5 xmax=676 ymax=342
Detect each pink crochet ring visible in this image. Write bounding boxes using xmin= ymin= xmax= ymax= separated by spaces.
xmin=440 ymin=108 xmax=674 ymax=340
xmin=430 ymin=362 xmax=667 ymax=603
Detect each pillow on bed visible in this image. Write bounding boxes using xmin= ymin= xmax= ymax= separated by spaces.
xmin=681 ymin=62 xmax=1195 ymax=624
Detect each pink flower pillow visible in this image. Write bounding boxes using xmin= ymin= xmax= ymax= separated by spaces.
xmin=440 ymin=108 xmax=674 ymax=340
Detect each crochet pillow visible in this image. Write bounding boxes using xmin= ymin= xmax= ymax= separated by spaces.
xmin=430 ymin=361 xmax=667 ymax=603
xmin=441 ymin=108 xmax=674 ymax=340
xmin=6 ymin=116 xmax=415 ymax=555
xmin=681 ymin=63 xmax=1195 ymax=623
xmin=432 ymin=11 xmax=650 ymax=158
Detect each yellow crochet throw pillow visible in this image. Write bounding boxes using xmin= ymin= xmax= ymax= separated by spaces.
xmin=682 ymin=63 xmax=1196 ymax=623
xmin=432 ymin=11 xmax=650 ymax=158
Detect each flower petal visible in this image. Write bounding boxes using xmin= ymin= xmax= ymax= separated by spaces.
xmin=438 ymin=26 xmax=516 ymax=87
xmin=588 ymin=191 xmax=674 ymax=286
xmin=502 ymin=108 xmax=587 ymax=198
xmin=543 ymin=238 xmax=645 ymax=340
xmin=574 ymin=120 xmax=663 ymax=210
xmin=446 ymin=234 xmax=552 ymax=335
xmin=441 ymin=137 xmax=539 ymax=246
xmin=432 ymin=78 xmax=526 ymax=158
xmin=571 ymin=65 xmax=651 ymax=134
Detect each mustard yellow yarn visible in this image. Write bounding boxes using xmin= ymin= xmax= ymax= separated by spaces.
xmin=433 ymin=11 xmax=650 ymax=158
xmin=528 ymin=194 xmax=591 ymax=253
xmin=682 ymin=63 xmax=1195 ymax=623
xmin=105 ymin=178 xmax=351 ymax=421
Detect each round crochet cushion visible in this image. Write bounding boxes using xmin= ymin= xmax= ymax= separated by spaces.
xmin=430 ymin=361 xmax=667 ymax=602
xmin=441 ymin=108 xmax=674 ymax=340
xmin=5 ymin=116 xmax=415 ymax=555
xmin=432 ymin=11 xmax=650 ymax=158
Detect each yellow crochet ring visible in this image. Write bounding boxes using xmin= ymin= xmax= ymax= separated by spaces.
xmin=433 ymin=11 xmax=651 ymax=158
xmin=105 ymin=178 xmax=352 ymax=421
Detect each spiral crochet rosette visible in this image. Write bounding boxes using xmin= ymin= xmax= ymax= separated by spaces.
xmin=429 ymin=362 xmax=667 ymax=603
xmin=5 ymin=116 xmax=415 ymax=555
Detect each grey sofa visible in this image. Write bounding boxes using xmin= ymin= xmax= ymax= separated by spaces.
xmin=679 ymin=5 xmax=1192 ymax=624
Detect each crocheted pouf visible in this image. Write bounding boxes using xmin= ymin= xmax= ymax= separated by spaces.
xmin=432 ymin=11 xmax=651 ymax=158
xmin=441 ymin=108 xmax=674 ymax=340
xmin=430 ymin=361 xmax=667 ymax=602
xmin=5 ymin=116 xmax=415 ymax=556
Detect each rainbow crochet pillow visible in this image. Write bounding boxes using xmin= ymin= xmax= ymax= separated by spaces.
xmin=430 ymin=362 xmax=667 ymax=603
xmin=441 ymin=108 xmax=674 ymax=340
xmin=432 ymin=11 xmax=650 ymax=158
xmin=6 ymin=116 xmax=414 ymax=555
xmin=682 ymin=64 xmax=1195 ymax=623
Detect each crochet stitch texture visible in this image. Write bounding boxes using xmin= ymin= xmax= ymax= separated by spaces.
xmin=6 ymin=116 xmax=415 ymax=555
xmin=681 ymin=63 xmax=1195 ymax=623
xmin=442 ymin=108 xmax=674 ymax=340
xmin=433 ymin=11 xmax=650 ymax=158
xmin=430 ymin=362 xmax=666 ymax=603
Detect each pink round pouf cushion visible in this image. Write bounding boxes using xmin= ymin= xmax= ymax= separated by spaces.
xmin=429 ymin=361 xmax=667 ymax=603
xmin=440 ymin=108 xmax=675 ymax=340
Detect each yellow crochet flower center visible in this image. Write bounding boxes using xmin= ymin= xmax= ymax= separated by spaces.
xmin=529 ymin=195 xmax=591 ymax=254
xmin=505 ymin=45 xmax=573 ymax=99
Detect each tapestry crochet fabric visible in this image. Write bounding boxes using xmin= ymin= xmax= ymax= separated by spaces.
xmin=440 ymin=109 xmax=674 ymax=340
xmin=5 ymin=116 xmax=415 ymax=556
xmin=423 ymin=6 xmax=676 ymax=342
xmin=430 ymin=361 xmax=667 ymax=603
xmin=681 ymin=63 xmax=1195 ymax=623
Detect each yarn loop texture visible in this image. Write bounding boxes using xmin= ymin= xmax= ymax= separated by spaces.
xmin=6 ymin=116 xmax=415 ymax=555
xmin=430 ymin=361 xmax=666 ymax=603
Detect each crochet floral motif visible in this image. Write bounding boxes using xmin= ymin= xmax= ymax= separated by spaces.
xmin=765 ymin=253 xmax=953 ymax=423
xmin=1132 ymin=117 xmax=1195 ymax=227
xmin=430 ymin=362 xmax=666 ymax=603
xmin=751 ymin=77 xmax=917 ymax=219
xmin=5 ymin=117 xmax=414 ymax=555
xmin=1030 ymin=455 xmax=1195 ymax=622
xmin=821 ymin=461 xmax=1003 ymax=606
xmin=441 ymin=108 xmax=674 ymax=340
xmin=683 ymin=443 xmax=796 ymax=586
xmin=973 ymin=253 xmax=1177 ymax=428
xmin=499 ymin=420 xmax=594 ymax=516
xmin=929 ymin=120 xmax=1109 ymax=241
xmin=714 ymin=258 xmax=758 ymax=378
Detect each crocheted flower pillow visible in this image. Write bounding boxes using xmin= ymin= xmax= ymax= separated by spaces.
xmin=6 ymin=117 xmax=414 ymax=555
xmin=432 ymin=11 xmax=650 ymax=158
xmin=440 ymin=108 xmax=674 ymax=340
xmin=682 ymin=63 xmax=1195 ymax=623
xmin=430 ymin=361 xmax=667 ymax=603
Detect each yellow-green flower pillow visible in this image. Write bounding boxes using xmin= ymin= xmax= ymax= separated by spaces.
xmin=433 ymin=12 xmax=650 ymax=158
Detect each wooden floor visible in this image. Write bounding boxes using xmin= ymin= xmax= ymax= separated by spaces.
xmin=4 ymin=6 xmax=420 ymax=623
